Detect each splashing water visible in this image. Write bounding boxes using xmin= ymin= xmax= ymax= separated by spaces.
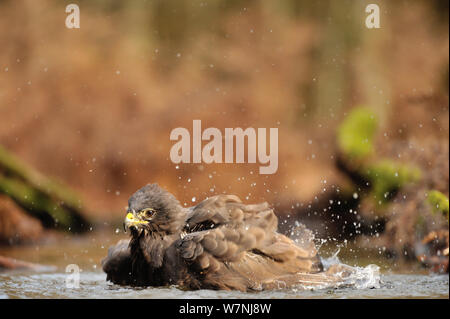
xmin=288 ymin=223 xmax=381 ymax=291
xmin=319 ymin=249 xmax=381 ymax=290
xmin=320 ymin=247 xmax=341 ymax=269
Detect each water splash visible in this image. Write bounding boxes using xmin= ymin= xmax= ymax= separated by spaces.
xmin=343 ymin=264 xmax=381 ymax=289
xmin=320 ymin=252 xmax=381 ymax=290
xmin=320 ymin=248 xmax=341 ymax=269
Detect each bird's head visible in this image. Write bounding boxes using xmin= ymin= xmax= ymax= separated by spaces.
xmin=124 ymin=183 xmax=185 ymax=237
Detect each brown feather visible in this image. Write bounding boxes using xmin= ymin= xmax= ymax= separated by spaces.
xmin=102 ymin=184 xmax=350 ymax=291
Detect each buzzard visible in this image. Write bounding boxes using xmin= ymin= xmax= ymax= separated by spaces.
xmin=102 ymin=184 xmax=352 ymax=291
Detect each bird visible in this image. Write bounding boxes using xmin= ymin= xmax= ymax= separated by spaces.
xmin=102 ymin=183 xmax=353 ymax=291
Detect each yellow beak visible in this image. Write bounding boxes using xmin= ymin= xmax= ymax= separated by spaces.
xmin=124 ymin=212 xmax=148 ymax=231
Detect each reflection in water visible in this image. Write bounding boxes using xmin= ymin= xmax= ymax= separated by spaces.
xmin=0 ymin=231 xmax=448 ymax=299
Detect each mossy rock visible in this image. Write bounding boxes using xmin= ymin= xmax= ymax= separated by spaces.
xmin=0 ymin=145 xmax=89 ymax=233
xmin=364 ymin=160 xmax=421 ymax=204
xmin=337 ymin=107 xmax=378 ymax=160
xmin=427 ymin=190 xmax=449 ymax=221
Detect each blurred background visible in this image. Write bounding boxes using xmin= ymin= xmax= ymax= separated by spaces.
xmin=0 ymin=0 xmax=448 ymax=273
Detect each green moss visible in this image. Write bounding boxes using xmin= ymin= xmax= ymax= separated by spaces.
xmin=0 ymin=145 xmax=81 ymax=208
xmin=337 ymin=107 xmax=378 ymax=160
xmin=0 ymin=144 xmax=88 ymax=232
xmin=0 ymin=175 xmax=74 ymax=229
xmin=365 ymin=160 xmax=421 ymax=204
xmin=427 ymin=190 xmax=449 ymax=221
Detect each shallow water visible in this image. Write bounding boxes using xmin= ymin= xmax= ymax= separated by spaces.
xmin=1 ymin=272 xmax=448 ymax=299
xmin=0 ymin=231 xmax=448 ymax=299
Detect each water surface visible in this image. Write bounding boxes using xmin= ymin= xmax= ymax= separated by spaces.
xmin=0 ymin=231 xmax=448 ymax=299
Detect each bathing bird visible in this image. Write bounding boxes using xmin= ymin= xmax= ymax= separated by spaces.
xmin=102 ymin=183 xmax=350 ymax=291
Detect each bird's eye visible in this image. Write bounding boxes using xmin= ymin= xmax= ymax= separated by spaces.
xmin=141 ymin=208 xmax=155 ymax=219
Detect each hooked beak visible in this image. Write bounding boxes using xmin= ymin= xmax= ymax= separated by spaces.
xmin=123 ymin=211 xmax=148 ymax=233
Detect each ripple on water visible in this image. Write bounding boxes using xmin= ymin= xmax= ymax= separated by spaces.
xmin=0 ymin=271 xmax=447 ymax=299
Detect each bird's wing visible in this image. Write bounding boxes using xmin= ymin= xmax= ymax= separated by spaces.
xmin=184 ymin=195 xmax=244 ymax=230
xmin=184 ymin=194 xmax=274 ymax=231
xmin=101 ymin=239 xmax=133 ymax=285
xmin=178 ymin=195 xmax=322 ymax=273
xmin=177 ymin=224 xmax=264 ymax=271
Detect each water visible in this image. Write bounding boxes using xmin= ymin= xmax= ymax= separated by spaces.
xmin=1 ymin=272 xmax=448 ymax=299
xmin=0 ymin=231 xmax=448 ymax=299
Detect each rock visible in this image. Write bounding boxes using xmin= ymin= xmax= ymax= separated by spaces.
xmin=0 ymin=144 xmax=90 ymax=233
xmin=416 ymin=229 xmax=449 ymax=273
xmin=0 ymin=255 xmax=56 ymax=272
xmin=0 ymin=195 xmax=44 ymax=245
